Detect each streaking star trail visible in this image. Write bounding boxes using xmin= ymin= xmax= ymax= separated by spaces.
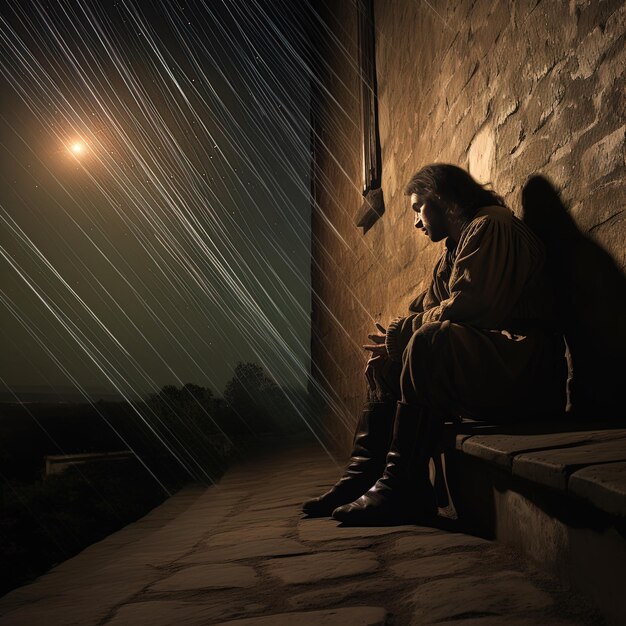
xmin=0 ymin=0 xmax=410 ymax=479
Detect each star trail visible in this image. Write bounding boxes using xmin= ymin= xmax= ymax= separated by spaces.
xmin=1 ymin=0 xmax=395 ymax=472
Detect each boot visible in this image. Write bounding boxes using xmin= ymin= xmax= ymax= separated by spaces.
xmin=302 ymin=401 xmax=395 ymax=517
xmin=331 ymin=401 xmax=441 ymax=526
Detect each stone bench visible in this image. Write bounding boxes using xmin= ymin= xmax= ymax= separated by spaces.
xmin=442 ymin=420 xmax=626 ymax=625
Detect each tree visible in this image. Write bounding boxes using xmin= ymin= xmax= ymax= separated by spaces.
xmin=143 ymin=383 xmax=231 ymax=480
xmin=223 ymin=362 xmax=283 ymax=434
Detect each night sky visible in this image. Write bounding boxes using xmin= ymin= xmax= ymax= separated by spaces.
xmin=0 ymin=0 xmax=312 ymax=400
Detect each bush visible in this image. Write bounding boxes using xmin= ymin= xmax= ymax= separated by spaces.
xmin=0 ymin=458 xmax=182 ymax=595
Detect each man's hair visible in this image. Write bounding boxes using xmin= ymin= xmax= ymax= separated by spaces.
xmin=404 ymin=163 xmax=506 ymax=222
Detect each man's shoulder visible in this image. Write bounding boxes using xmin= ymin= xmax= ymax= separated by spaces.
xmin=462 ymin=205 xmax=519 ymax=240
xmin=473 ymin=204 xmax=513 ymax=223
xmin=463 ymin=204 xmax=544 ymax=256
xmin=456 ymin=206 xmax=511 ymax=246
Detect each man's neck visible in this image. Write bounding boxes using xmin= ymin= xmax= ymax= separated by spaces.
xmin=445 ymin=217 xmax=471 ymax=249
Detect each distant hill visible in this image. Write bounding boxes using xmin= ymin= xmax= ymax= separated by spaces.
xmin=0 ymin=385 xmax=139 ymax=404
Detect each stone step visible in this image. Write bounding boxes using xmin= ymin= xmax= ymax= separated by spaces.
xmin=445 ymin=420 xmax=626 ymax=625
xmin=452 ymin=421 xmax=626 ymax=517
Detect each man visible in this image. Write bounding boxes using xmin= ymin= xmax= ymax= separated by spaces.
xmin=303 ymin=163 xmax=567 ymax=525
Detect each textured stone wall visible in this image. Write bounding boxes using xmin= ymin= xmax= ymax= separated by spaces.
xmin=311 ymin=0 xmax=626 ymax=451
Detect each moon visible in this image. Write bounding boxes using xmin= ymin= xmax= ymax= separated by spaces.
xmin=70 ymin=141 xmax=85 ymax=155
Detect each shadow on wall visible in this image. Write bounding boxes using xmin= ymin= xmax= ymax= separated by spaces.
xmin=521 ymin=175 xmax=626 ymax=420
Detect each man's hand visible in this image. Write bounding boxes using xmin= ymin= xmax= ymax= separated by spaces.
xmin=362 ymin=322 xmax=388 ymax=358
xmin=365 ymin=354 xmax=386 ymax=391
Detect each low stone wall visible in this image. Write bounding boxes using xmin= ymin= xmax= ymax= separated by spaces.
xmin=44 ymin=450 xmax=135 ymax=477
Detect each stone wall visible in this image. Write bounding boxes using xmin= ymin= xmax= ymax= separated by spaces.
xmin=311 ymin=0 xmax=626 ymax=451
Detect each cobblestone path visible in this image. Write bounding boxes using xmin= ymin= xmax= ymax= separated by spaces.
xmin=0 ymin=442 xmax=600 ymax=625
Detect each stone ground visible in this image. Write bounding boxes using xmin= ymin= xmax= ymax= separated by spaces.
xmin=0 ymin=441 xmax=603 ymax=626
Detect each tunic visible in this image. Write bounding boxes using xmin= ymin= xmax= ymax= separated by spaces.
xmin=385 ymin=205 xmax=567 ymax=420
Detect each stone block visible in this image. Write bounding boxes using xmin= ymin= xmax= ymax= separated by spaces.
xmin=523 ymin=71 xmax=566 ymax=134
xmin=298 ymin=517 xmax=418 ymax=542
xmin=433 ymin=617 xmax=575 ymax=626
xmin=446 ymin=112 xmax=478 ymax=161
xmin=247 ymin=496 xmax=310 ymax=512
xmin=390 ymin=532 xmax=490 ymax=557
xmin=287 ymin=578 xmax=391 ymax=610
xmin=445 ymin=58 xmax=479 ymax=106
xmin=511 ymin=135 xmax=555 ymax=175
xmin=0 ymin=601 xmax=117 ymax=626
xmin=178 ymin=538 xmax=311 ymax=564
xmin=213 ymin=606 xmax=388 ymax=626
xmin=204 ymin=521 xmax=291 ymax=547
xmin=594 ymin=36 xmax=626 ymax=108
xmin=522 ymin=3 xmax=575 ymax=82
xmin=218 ymin=507 xmax=298 ymax=525
xmin=581 ymin=124 xmax=626 ymax=185
xmin=410 ymin=571 xmax=553 ymax=623
xmin=468 ymin=124 xmax=495 ymax=184
xmin=466 ymin=0 xmax=492 ymax=32
xmin=493 ymin=95 xmax=520 ymax=130
xmin=496 ymin=117 xmax=525 ymax=158
xmin=105 ymin=600 xmax=266 ymax=626
xmin=150 ymin=563 xmax=257 ymax=592
xmin=462 ymin=428 xmax=626 ymax=469
xmin=513 ymin=438 xmax=626 ymax=491
xmin=264 ymin=549 xmax=379 ymax=585
xmin=390 ymin=552 xmax=477 ymax=579
xmin=493 ymin=38 xmax=533 ymax=100
xmin=568 ymin=461 xmax=626 ymax=517
xmin=570 ymin=21 xmax=620 ymax=80
xmin=576 ymin=0 xmax=625 ymax=40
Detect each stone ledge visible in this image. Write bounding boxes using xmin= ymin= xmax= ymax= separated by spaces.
xmin=446 ymin=422 xmax=626 ymax=625
xmin=453 ymin=422 xmax=626 ymax=519
xmin=568 ymin=461 xmax=626 ymax=517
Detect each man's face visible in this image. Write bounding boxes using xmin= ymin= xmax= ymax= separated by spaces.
xmin=410 ymin=194 xmax=448 ymax=242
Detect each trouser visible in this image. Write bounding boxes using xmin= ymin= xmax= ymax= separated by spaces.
xmin=370 ymin=320 xmax=566 ymax=421
xmin=365 ymin=320 xmax=565 ymax=510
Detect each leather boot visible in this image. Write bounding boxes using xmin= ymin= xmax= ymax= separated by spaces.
xmin=331 ymin=401 xmax=441 ymax=526
xmin=302 ymin=401 xmax=395 ymax=517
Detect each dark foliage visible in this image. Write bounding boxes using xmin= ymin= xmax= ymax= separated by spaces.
xmin=0 ymin=361 xmax=310 ymax=596
xmin=142 ymin=382 xmax=233 ymax=481
xmin=223 ymin=361 xmax=285 ymax=435
xmin=0 ymin=459 xmax=185 ymax=596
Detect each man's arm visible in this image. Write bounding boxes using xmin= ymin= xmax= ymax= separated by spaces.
xmin=420 ymin=213 xmax=535 ymax=327
xmin=384 ymin=286 xmax=439 ymax=362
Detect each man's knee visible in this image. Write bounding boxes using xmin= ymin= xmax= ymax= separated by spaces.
xmin=402 ymin=321 xmax=451 ymax=362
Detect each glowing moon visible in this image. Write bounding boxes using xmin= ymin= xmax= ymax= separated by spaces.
xmin=70 ymin=142 xmax=85 ymax=155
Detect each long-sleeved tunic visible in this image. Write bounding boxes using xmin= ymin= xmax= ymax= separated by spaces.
xmin=385 ymin=205 xmax=566 ymax=419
